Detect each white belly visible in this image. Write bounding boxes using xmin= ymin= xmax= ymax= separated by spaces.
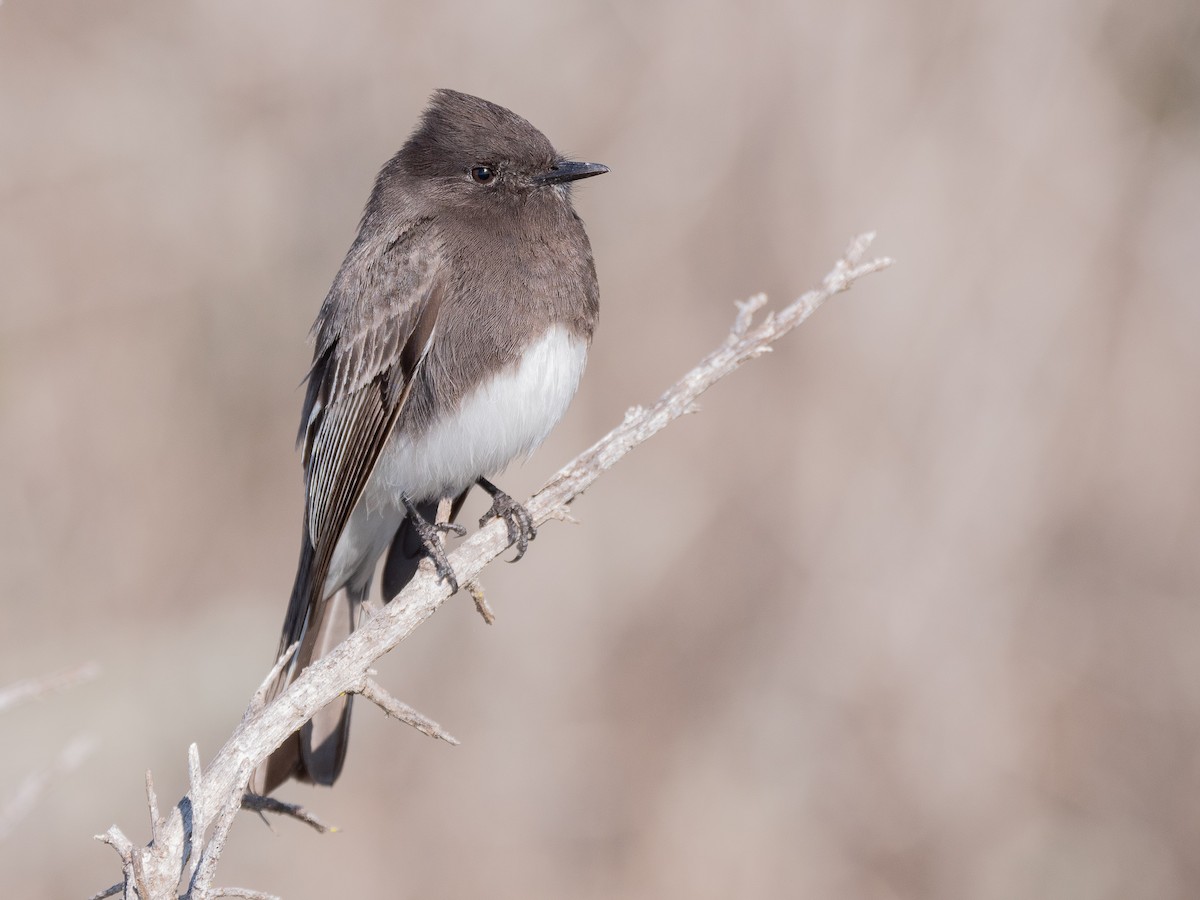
xmin=324 ymin=324 xmax=587 ymax=594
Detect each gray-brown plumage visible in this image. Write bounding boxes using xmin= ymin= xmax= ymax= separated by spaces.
xmin=254 ymin=90 xmax=607 ymax=794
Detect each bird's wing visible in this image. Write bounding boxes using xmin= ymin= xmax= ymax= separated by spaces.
xmin=277 ymin=227 xmax=445 ymax=659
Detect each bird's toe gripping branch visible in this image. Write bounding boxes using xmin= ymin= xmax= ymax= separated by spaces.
xmin=401 ymin=495 xmax=461 ymax=592
xmin=476 ymin=477 xmax=537 ymax=562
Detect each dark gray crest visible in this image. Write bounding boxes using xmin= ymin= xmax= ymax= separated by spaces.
xmin=400 ymin=89 xmax=558 ymax=179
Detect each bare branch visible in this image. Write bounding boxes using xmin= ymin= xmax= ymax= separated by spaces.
xmin=240 ymin=794 xmax=333 ymax=833
xmin=464 ymin=580 xmax=495 ymax=624
xmin=92 ymin=235 xmax=891 ymax=898
xmin=188 ymin=762 xmax=253 ymax=900
xmin=95 ymin=825 xmax=139 ymax=900
xmin=146 ymin=771 xmax=162 ymax=840
xmin=188 ymin=744 xmax=203 ymax=799
xmin=730 ymin=292 xmax=768 ymax=339
xmin=243 ymin=643 xmax=298 ymax=723
xmin=0 ymin=664 xmax=98 ymax=845
xmin=358 ymin=678 xmax=460 ymax=744
xmin=0 ymin=663 xmax=99 ymax=714
xmin=0 ymin=734 xmax=95 ymax=842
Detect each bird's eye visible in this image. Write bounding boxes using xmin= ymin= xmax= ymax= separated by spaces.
xmin=470 ymin=165 xmax=495 ymax=184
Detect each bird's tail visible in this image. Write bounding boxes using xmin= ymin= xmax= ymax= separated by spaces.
xmin=252 ymin=495 xmax=465 ymax=795
xmin=252 ymin=534 xmax=365 ymax=795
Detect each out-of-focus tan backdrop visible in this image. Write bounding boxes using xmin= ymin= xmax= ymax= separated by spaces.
xmin=3 ymin=0 xmax=1198 ymax=897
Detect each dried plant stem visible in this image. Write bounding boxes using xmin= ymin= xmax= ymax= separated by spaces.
xmin=92 ymin=234 xmax=892 ymax=899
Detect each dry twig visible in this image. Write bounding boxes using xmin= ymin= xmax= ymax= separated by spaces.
xmin=0 ymin=663 xmax=99 ymax=714
xmin=92 ymin=234 xmax=892 ymax=898
xmin=240 ymin=794 xmax=332 ymax=834
xmin=0 ymin=664 xmax=99 ymax=844
xmin=357 ymin=678 xmax=460 ymax=744
xmin=0 ymin=735 xmax=95 ymax=843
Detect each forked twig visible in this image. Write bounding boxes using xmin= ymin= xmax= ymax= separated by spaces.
xmin=91 ymin=234 xmax=892 ymax=898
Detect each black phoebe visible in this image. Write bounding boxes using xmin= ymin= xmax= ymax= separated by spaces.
xmin=255 ymin=90 xmax=606 ymax=793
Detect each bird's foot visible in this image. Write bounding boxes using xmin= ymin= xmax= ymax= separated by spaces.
xmin=402 ymin=495 xmax=459 ymax=592
xmin=477 ymin=477 xmax=537 ymax=562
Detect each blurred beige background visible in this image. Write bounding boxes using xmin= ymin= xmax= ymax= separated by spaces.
xmin=2 ymin=0 xmax=1198 ymax=897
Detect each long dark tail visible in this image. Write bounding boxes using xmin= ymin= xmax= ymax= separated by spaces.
xmin=252 ymin=527 xmax=361 ymax=794
xmin=252 ymin=495 xmax=465 ymax=795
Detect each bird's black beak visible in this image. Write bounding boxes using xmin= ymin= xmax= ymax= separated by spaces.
xmin=535 ymin=160 xmax=609 ymax=185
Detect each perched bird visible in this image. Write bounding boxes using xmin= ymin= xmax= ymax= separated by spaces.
xmin=255 ymin=90 xmax=607 ymax=793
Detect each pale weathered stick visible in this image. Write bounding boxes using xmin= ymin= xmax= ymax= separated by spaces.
xmin=94 ymin=234 xmax=892 ymax=899
xmin=0 ymin=664 xmax=99 ymax=846
xmin=0 ymin=735 xmax=95 ymax=843
xmin=239 ymin=794 xmax=332 ymax=833
xmin=357 ymin=677 xmax=460 ymax=744
xmin=0 ymin=663 xmax=99 ymax=714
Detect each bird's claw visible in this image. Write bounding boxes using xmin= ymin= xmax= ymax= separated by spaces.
xmin=477 ymin=479 xmax=537 ymax=562
xmin=402 ymin=496 xmax=460 ymax=592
